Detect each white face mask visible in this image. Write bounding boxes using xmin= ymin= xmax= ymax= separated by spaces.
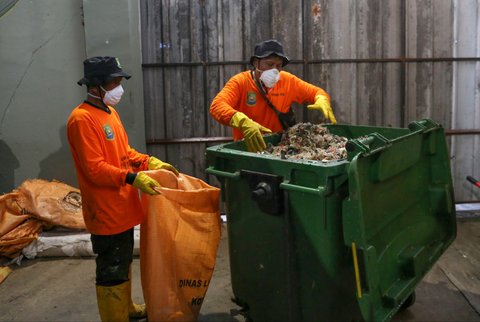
xmin=101 ymin=85 xmax=124 ymax=106
xmin=258 ymin=68 xmax=280 ymax=88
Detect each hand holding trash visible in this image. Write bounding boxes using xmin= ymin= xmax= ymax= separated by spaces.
xmin=230 ymin=112 xmax=272 ymax=152
xmin=132 ymin=172 xmax=161 ymax=195
xmin=307 ymin=94 xmax=337 ymax=124
xmin=148 ymin=156 xmax=179 ymax=175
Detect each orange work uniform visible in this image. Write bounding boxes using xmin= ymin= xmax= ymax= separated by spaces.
xmin=67 ymin=102 xmax=148 ymax=235
xmin=210 ymin=70 xmax=330 ymax=140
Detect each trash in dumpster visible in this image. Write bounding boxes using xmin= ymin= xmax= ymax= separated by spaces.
xmin=262 ymin=122 xmax=348 ymax=161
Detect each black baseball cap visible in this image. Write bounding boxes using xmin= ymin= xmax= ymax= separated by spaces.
xmin=77 ymin=56 xmax=131 ymax=86
xmin=250 ymin=39 xmax=290 ymax=67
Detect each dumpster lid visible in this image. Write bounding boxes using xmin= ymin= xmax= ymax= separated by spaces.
xmin=342 ymin=120 xmax=456 ymax=321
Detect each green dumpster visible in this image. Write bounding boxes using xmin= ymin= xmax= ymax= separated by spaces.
xmin=206 ymin=119 xmax=456 ymax=322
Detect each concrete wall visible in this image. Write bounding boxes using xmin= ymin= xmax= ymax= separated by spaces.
xmin=82 ymin=0 xmax=146 ymax=151
xmin=0 ymin=0 xmax=145 ymax=193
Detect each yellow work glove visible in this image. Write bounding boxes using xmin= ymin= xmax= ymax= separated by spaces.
xmin=132 ymin=172 xmax=161 ymax=195
xmin=307 ymin=94 xmax=337 ymax=124
xmin=230 ymin=112 xmax=272 ymax=152
xmin=148 ymin=156 xmax=179 ymax=175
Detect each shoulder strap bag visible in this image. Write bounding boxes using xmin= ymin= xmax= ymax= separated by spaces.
xmin=251 ymin=70 xmax=296 ymax=130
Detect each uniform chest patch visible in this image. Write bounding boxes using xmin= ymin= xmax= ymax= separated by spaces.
xmin=246 ymin=91 xmax=257 ymax=106
xmin=103 ymin=124 xmax=114 ymax=140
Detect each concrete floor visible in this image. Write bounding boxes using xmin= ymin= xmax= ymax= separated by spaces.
xmin=0 ymin=219 xmax=479 ymax=322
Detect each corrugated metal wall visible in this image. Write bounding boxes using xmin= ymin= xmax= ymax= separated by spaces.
xmin=140 ymin=0 xmax=480 ymax=202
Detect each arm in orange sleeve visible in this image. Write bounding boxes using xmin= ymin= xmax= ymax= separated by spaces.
xmin=68 ymin=119 xmax=129 ymax=187
xmin=127 ymin=146 xmax=149 ymax=171
xmin=210 ymin=74 xmax=243 ymax=126
xmin=292 ymin=74 xmax=336 ymax=123
xmin=290 ymin=73 xmax=330 ymax=104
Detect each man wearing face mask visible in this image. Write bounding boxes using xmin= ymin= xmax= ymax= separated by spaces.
xmin=67 ymin=56 xmax=178 ymax=321
xmin=210 ymin=39 xmax=336 ymax=152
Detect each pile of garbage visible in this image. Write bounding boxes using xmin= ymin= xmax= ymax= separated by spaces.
xmin=263 ymin=123 xmax=348 ymax=161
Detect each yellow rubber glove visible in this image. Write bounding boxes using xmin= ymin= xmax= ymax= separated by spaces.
xmin=132 ymin=172 xmax=161 ymax=195
xmin=148 ymin=156 xmax=179 ymax=175
xmin=230 ymin=112 xmax=272 ymax=152
xmin=307 ymin=94 xmax=337 ymax=124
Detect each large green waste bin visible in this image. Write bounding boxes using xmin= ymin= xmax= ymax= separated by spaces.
xmin=206 ymin=119 xmax=456 ymax=322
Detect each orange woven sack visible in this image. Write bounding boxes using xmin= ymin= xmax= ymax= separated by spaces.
xmin=140 ymin=170 xmax=221 ymax=322
xmin=17 ymin=179 xmax=84 ymax=229
xmin=0 ymin=180 xmax=85 ymax=258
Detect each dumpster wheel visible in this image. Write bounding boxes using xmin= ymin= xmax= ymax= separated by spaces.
xmin=400 ymin=291 xmax=416 ymax=310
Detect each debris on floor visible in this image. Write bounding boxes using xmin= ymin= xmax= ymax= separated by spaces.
xmin=0 ymin=266 xmax=12 ymax=285
xmin=22 ymin=225 xmax=141 ymax=259
xmin=262 ymin=123 xmax=348 ymax=161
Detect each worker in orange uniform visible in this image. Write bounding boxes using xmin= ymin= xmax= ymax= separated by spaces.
xmin=67 ymin=56 xmax=178 ymax=322
xmin=210 ymin=39 xmax=337 ymax=152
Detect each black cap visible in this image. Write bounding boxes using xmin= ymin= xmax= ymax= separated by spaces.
xmin=77 ymin=56 xmax=131 ymax=86
xmin=250 ymin=39 xmax=290 ymax=67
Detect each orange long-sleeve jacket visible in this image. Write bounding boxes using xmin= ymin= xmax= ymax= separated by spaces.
xmin=67 ymin=102 xmax=149 ymax=235
xmin=210 ymin=70 xmax=329 ymax=140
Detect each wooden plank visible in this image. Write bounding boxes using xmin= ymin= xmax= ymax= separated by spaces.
xmin=405 ymin=1 xmax=433 ymax=123
xmin=204 ymin=2 xmax=228 ymax=138
xmin=356 ymin=0 xmax=383 ymax=125
xmin=213 ymin=1 xmax=245 ymax=142
xmin=140 ymin=0 xmax=164 ymax=64
xmin=324 ymin=0 xmax=359 ymax=127
xmin=382 ymin=0 xmax=402 ymax=127
xmin=432 ymin=0 xmax=454 ymax=128
xmin=271 ymin=0 xmax=302 ymax=60
xmin=308 ymin=0 xmax=358 ymax=125
xmin=143 ymin=68 xmax=167 ymax=156
xmin=221 ymin=1 xmax=244 ymax=61
xmin=244 ymin=0 xmax=271 ymax=45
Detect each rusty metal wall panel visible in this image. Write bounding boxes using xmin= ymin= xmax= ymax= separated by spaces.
xmin=140 ymin=0 xmax=480 ymax=200
xmin=405 ymin=0 xmax=454 ymax=127
xmin=309 ymin=1 xmax=347 ymax=125
xmin=308 ymin=0 xmax=403 ymax=126
xmin=204 ymin=2 xmax=229 ymax=139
